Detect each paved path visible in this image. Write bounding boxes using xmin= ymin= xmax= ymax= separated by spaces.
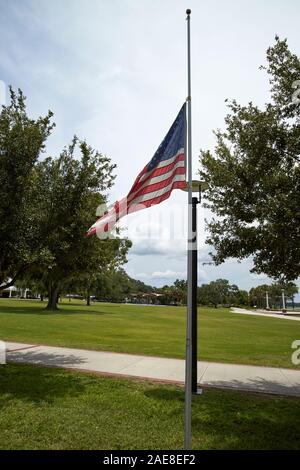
xmin=5 ymin=342 xmax=300 ymax=397
xmin=232 ymin=307 xmax=300 ymax=321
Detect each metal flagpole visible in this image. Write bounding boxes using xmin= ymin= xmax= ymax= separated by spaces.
xmin=184 ymin=8 xmax=193 ymax=450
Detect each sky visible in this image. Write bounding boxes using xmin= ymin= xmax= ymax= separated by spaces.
xmin=1 ymin=0 xmax=299 ymax=294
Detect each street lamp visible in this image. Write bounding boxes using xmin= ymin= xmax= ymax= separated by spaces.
xmin=281 ymin=289 xmax=286 ymax=313
xmin=265 ymin=291 xmax=270 ymax=310
xmin=182 ymin=179 xmax=208 ymax=394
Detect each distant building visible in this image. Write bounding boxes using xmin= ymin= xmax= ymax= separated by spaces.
xmin=0 ymin=282 xmax=34 ymax=299
xmin=0 ymin=285 xmax=19 ymax=298
xmin=126 ymin=292 xmax=163 ymax=305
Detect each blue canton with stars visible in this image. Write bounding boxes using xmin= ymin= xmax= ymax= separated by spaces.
xmin=147 ymin=103 xmax=186 ymax=171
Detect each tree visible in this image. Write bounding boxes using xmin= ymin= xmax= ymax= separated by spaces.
xmin=197 ymin=279 xmax=248 ymax=307
xmin=249 ymin=281 xmax=298 ymax=309
xmin=0 ymin=88 xmax=54 ymax=290
xmin=236 ymin=289 xmax=249 ymax=306
xmin=158 ymin=280 xmax=188 ymax=306
xmin=249 ymin=284 xmax=270 ymax=308
xmin=30 ymin=137 xmax=131 ymax=310
xmin=160 ymin=280 xmax=188 ymax=305
xmin=94 ymin=269 xmax=130 ymax=303
xmin=92 ymin=269 xmax=154 ymax=303
xmin=173 ymin=279 xmax=188 ymax=304
xmin=270 ymin=281 xmax=298 ymax=308
xmin=200 ymin=37 xmax=300 ymax=281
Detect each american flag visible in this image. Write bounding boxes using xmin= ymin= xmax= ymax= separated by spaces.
xmin=86 ymin=103 xmax=186 ymax=236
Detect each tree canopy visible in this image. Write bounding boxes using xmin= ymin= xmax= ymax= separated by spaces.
xmin=0 ymin=88 xmax=54 ymax=289
xmin=26 ymin=137 xmax=132 ymax=309
xmin=200 ymin=37 xmax=300 ymax=281
xmin=158 ymin=278 xmax=248 ymax=307
xmin=0 ymin=88 xmax=131 ymax=309
xmin=249 ymin=281 xmax=298 ymax=309
xmin=197 ymin=279 xmax=248 ymax=308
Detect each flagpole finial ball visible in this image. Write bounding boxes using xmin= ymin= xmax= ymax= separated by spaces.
xmin=186 ymin=9 xmax=191 ymax=15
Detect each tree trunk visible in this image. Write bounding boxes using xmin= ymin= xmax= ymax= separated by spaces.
xmin=46 ymin=284 xmax=59 ymax=311
xmin=86 ymin=290 xmax=90 ymax=306
xmin=40 ymin=294 xmax=44 ymax=302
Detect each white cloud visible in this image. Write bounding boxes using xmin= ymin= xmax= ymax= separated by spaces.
xmin=126 ymin=269 xmax=148 ymax=279
xmin=151 ymin=270 xmax=186 ymax=280
xmin=249 ymin=272 xmax=270 ymax=281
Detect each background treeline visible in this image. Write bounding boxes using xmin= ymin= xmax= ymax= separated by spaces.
xmin=11 ymin=270 xmax=298 ymax=308
xmin=158 ymin=278 xmax=298 ymax=308
xmin=249 ymin=283 xmax=298 ymax=309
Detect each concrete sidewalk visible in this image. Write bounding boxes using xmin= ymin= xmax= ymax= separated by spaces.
xmin=232 ymin=307 xmax=300 ymax=321
xmin=6 ymin=341 xmax=300 ymax=397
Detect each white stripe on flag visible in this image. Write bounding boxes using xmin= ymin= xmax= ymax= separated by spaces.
xmin=129 ymin=173 xmax=186 ymax=205
xmin=138 ymin=148 xmax=184 ymax=183
xmin=128 ymin=159 xmax=185 ymax=202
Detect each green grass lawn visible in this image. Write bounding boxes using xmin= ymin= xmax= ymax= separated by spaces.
xmin=0 ymin=363 xmax=299 ymax=450
xmin=0 ymin=298 xmax=299 ymax=369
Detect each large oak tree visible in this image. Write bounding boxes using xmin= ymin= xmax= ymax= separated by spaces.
xmin=0 ymin=88 xmax=54 ymax=289
xmin=0 ymin=88 xmax=131 ymax=308
xmin=200 ymin=38 xmax=300 ymax=281
xmin=30 ymin=137 xmax=131 ymax=310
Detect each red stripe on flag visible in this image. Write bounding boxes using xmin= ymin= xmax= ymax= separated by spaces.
xmin=129 ymin=180 xmax=186 ymax=210
xmin=128 ymin=153 xmax=185 ymax=197
xmin=129 ymin=167 xmax=186 ymax=201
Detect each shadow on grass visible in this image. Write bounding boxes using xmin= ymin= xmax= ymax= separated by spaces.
xmin=144 ymin=388 xmax=184 ymax=402
xmin=0 ymin=364 xmax=300 ymax=449
xmin=0 ymin=303 xmax=119 ymax=316
xmin=145 ymin=376 xmax=300 ymax=401
xmin=7 ymin=349 xmax=87 ymax=368
xmin=0 ymin=363 xmax=87 ymax=405
xmin=145 ymin=386 xmax=300 ymax=449
xmin=201 ymin=376 xmax=300 ymax=397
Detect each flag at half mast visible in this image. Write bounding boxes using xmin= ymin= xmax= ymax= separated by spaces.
xmin=86 ymin=103 xmax=186 ymax=236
